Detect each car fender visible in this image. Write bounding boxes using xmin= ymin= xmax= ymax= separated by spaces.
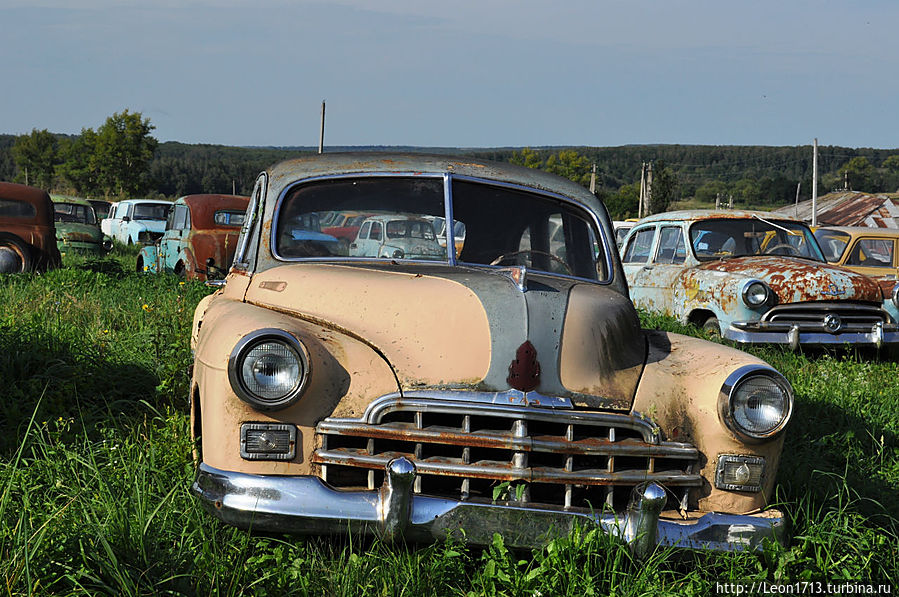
xmin=137 ymin=245 xmax=159 ymax=273
xmin=192 ymin=297 xmax=399 ymax=476
xmin=633 ymin=331 xmax=787 ymax=513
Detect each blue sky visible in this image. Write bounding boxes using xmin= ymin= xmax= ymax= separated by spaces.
xmin=1 ymin=0 xmax=896 ymax=148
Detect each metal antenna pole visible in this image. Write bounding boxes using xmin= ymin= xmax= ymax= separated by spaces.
xmin=319 ymin=100 xmax=326 ymax=154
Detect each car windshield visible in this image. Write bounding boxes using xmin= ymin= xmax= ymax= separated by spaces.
xmin=133 ymin=203 xmax=169 ymax=221
xmin=689 ymin=217 xmax=825 ymax=262
xmin=814 ymin=229 xmax=852 ymax=262
xmin=274 ymin=176 xmax=605 ymax=280
xmin=54 ymin=203 xmax=96 ymax=225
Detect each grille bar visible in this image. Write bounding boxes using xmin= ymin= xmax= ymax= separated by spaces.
xmin=315 ymin=396 xmax=701 ymax=512
xmin=314 ymin=449 xmax=702 ymax=486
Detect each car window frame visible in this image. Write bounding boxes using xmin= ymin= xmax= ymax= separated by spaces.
xmin=267 ymin=172 xmax=615 ymax=285
xmin=622 ymin=226 xmax=657 ymax=264
xmin=653 ymin=225 xmax=686 ymax=265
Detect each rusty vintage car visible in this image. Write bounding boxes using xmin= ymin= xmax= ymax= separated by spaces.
xmin=51 ymin=196 xmax=113 ymax=255
xmin=190 ymin=155 xmax=794 ymax=555
xmin=137 ymin=194 xmax=249 ymax=280
xmin=621 ymin=210 xmax=899 ymax=349
xmin=0 ymin=181 xmax=61 ymax=273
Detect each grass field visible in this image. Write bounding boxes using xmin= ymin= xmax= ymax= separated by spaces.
xmin=1 ymin=248 xmax=897 ymax=595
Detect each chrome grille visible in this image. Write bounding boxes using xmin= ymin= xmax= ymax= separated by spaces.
xmin=314 ymin=395 xmax=701 ymax=512
xmin=762 ymin=302 xmax=891 ymax=330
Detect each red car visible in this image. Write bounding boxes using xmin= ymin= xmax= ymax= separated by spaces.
xmin=0 ymin=182 xmax=61 ymax=273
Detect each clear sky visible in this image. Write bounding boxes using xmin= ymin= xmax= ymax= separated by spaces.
xmin=1 ymin=0 xmax=896 ymax=149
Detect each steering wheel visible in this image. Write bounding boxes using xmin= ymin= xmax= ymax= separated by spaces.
xmin=489 ymin=250 xmax=573 ymax=275
xmin=765 ymin=243 xmax=801 ymax=256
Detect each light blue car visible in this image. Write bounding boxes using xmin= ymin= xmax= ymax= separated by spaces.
xmin=101 ymin=199 xmax=171 ymax=245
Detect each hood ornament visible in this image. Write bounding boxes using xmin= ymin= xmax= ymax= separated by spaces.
xmin=822 ymin=283 xmax=846 ymax=297
xmin=496 ymin=265 xmax=527 ymax=292
xmin=507 ymin=340 xmax=540 ymax=392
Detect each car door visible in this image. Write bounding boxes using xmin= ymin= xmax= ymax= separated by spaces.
xmin=634 ymin=225 xmax=688 ymax=317
xmin=844 ymin=237 xmax=898 ymax=280
xmin=160 ymin=204 xmax=188 ymax=272
xmin=621 ymin=225 xmax=658 ymax=310
xmin=350 ymin=221 xmax=372 ymax=256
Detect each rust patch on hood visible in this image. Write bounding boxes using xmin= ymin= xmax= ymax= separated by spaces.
xmin=692 ymin=256 xmax=883 ymax=303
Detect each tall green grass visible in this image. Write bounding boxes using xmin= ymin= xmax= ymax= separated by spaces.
xmin=0 ymin=251 xmax=896 ymax=594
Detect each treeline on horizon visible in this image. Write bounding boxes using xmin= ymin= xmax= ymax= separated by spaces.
xmin=2 ymin=131 xmax=898 ymax=219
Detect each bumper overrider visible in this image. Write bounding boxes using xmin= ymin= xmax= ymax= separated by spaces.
xmin=192 ymin=460 xmax=785 ymax=556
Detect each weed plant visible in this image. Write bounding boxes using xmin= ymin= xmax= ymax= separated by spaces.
xmin=0 ymin=251 xmax=896 ymax=594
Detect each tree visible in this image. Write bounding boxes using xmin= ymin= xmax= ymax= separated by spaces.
xmin=646 ymin=160 xmax=678 ymax=215
xmin=90 ymin=110 xmax=158 ymax=198
xmin=11 ymin=129 xmax=59 ymax=189
xmin=694 ymin=180 xmax=729 ymax=204
xmin=57 ymin=129 xmax=99 ymax=196
xmin=604 ymin=183 xmax=640 ymax=219
xmin=838 ymin=156 xmax=875 ymax=192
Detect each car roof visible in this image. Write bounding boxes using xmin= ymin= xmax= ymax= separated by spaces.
xmin=118 ymin=198 xmax=172 ymax=206
xmin=266 ymin=152 xmax=603 ymax=214
xmin=51 ymin=196 xmax=92 ymax=207
xmin=637 ymin=209 xmax=806 ymax=224
xmin=816 ymin=225 xmax=899 ymax=238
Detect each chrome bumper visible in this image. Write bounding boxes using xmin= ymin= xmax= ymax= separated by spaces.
xmin=726 ymin=321 xmax=899 ymax=349
xmin=192 ymin=460 xmax=785 ymax=556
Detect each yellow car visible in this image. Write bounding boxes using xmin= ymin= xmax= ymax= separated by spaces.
xmin=814 ymin=226 xmax=899 ymax=279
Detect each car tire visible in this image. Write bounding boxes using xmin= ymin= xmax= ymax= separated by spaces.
xmin=174 ymin=261 xmax=186 ymax=279
xmin=702 ymin=316 xmax=721 ymax=338
xmin=0 ymin=233 xmax=33 ymax=273
xmin=136 ymin=256 xmax=144 ymax=273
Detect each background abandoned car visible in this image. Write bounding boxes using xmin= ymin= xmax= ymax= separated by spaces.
xmin=137 ymin=194 xmax=249 ymax=280
xmin=0 ymin=181 xmax=61 ymax=273
xmin=101 ymin=198 xmax=172 ymax=245
xmin=189 ymin=154 xmax=794 ymax=555
xmin=621 ymin=210 xmax=899 ymax=350
xmin=51 ymin=196 xmax=112 ymax=255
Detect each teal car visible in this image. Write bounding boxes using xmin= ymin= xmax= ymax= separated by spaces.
xmin=137 ymin=194 xmax=249 ymax=280
xmin=51 ymin=196 xmax=112 ymax=255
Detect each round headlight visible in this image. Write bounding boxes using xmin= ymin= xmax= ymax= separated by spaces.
xmin=892 ymin=283 xmax=899 ymax=310
xmin=741 ymin=280 xmax=770 ymax=307
xmin=228 ymin=329 xmax=310 ymax=410
xmin=719 ymin=365 xmax=793 ymax=442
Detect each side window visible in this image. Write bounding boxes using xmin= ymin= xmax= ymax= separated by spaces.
xmin=370 ymin=222 xmax=382 ymax=241
xmin=622 ymin=228 xmax=656 ymax=263
xmin=166 ymin=206 xmax=176 ymax=230
xmin=847 ymin=239 xmax=894 ymax=267
xmin=173 ymin=205 xmax=189 ymax=230
xmin=125 ymin=204 xmax=134 ymax=219
xmin=358 ymin=222 xmax=371 ymax=240
xmin=655 ymin=226 xmax=685 ymax=264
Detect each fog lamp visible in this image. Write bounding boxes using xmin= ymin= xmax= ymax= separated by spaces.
xmin=240 ymin=423 xmax=297 ymax=460
xmin=715 ymin=455 xmax=765 ymax=492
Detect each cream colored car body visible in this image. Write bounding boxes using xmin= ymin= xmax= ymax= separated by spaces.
xmin=190 ymin=153 xmax=792 ymax=552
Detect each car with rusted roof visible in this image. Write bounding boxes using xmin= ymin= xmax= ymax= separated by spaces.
xmin=51 ymin=196 xmax=112 ymax=255
xmin=136 ymin=194 xmax=249 ymax=280
xmin=0 ymin=182 xmax=61 ymax=273
xmin=190 ymin=154 xmax=795 ymax=556
xmin=621 ymin=210 xmax=899 ymax=349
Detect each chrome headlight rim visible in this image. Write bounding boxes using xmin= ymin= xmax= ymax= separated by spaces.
xmin=892 ymin=282 xmax=899 ymax=310
xmin=741 ymin=279 xmax=771 ymax=308
xmin=227 ymin=328 xmax=311 ymax=411
xmin=718 ymin=364 xmax=793 ymax=443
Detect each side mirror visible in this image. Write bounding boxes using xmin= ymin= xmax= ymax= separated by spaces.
xmin=122 ymin=216 xmax=131 ymax=222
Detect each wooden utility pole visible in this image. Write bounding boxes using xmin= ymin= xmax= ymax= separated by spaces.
xmin=638 ymin=162 xmax=646 ymax=219
xmin=318 ymin=100 xmax=326 ymax=154
xmin=232 ymin=180 xmax=236 ymax=195
xmin=794 ymin=181 xmax=801 ymax=218
xmin=644 ymin=162 xmax=653 ymax=216
xmin=589 ymin=163 xmax=597 ymax=194
xmin=811 ymin=138 xmax=818 ymax=226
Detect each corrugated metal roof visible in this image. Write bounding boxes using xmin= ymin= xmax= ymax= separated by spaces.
xmin=773 ymin=191 xmax=899 ymax=229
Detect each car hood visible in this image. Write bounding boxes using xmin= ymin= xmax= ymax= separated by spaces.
xmin=244 ymin=263 xmax=645 ymax=410
xmin=55 ymin=222 xmax=102 ymax=243
xmin=693 ymin=256 xmax=884 ymax=303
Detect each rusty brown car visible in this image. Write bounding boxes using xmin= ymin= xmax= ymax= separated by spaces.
xmin=621 ymin=210 xmax=899 ymax=350
xmin=137 ymin=194 xmax=249 ymax=280
xmin=190 ymin=154 xmax=794 ymax=556
xmin=0 ymin=181 xmax=61 ymax=273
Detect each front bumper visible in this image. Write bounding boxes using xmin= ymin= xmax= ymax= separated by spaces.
xmin=58 ymin=240 xmax=106 ymax=254
xmin=192 ymin=460 xmax=785 ymax=556
xmin=726 ymin=321 xmax=899 ymax=349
